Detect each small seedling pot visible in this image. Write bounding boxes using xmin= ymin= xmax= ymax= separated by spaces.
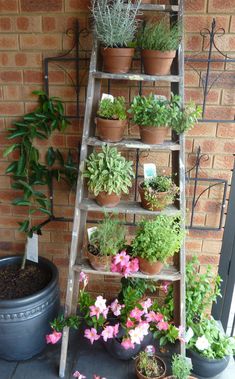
xmin=135 ymin=354 xmax=166 ymax=379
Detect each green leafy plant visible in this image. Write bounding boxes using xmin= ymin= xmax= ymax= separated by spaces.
xmin=169 ymin=96 xmax=202 ymax=134
xmin=172 ymin=354 xmax=192 ymax=379
xmin=91 ymin=0 xmax=141 ymax=48
xmin=140 ymin=175 xmax=179 ymax=210
xmin=137 ymin=351 xmax=164 ymax=378
xmin=97 ymin=97 xmax=127 ymax=120
xmin=4 ymin=90 xmax=77 ymax=268
xmin=89 ymin=214 xmax=126 ymax=256
xmin=139 ymin=19 xmax=181 ymax=51
xmin=83 ymin=145 xmax=134 ymax=196
xmin=131 ymin=215 xmax=185 ymax=263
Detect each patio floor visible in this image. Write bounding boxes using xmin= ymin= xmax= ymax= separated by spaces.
xmin=0 ymin=330 xmax=234 ymax=379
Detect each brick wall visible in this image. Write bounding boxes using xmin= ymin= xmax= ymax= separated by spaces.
xmin=0 ymin=0 xmax=234 ymax=300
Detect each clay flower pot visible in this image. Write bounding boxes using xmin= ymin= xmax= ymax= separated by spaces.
xmin=139 ymin=125 xmax=169 ymax=144
xmin=101 ymin=47 xmax=135 ymax=74
xmin=138 ymin=257 xmax=163 ymax=275
xmin=135 ymin=354 xmax=166 ymax=379
xmin=87 ymin=250 xmax=112 ymax=271
xmin=141 ymin=50 xmax=176 ymax=75
xmin=96 ymin=117 xmax=126 ymax=142
xmin=139 ymin=183 xmax=171 ymax=211
xmin=96 ymin=191 xmax=121 ymax=207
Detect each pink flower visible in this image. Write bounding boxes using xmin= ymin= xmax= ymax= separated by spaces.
xmin=101 ymin=325 xmax=115 ymax=342
xmin=73 ymin=371 xmax=86 ymax=379
xmin=121 ymin=338 xmax=135 ymax=350
xmin=157 ymin=321 xmax=169 ymax=331
xmin=113 ymin=323 xmax=119 ymax=337
xmin=130 ymin=307 xmax=144 ymax=322
xmin=95 ymin=296 xmax=107 ymax=313
xmin=128 ymin=258 xmax=139 ymax=273
xmin=79 ymin=272 xmax=88 ymax=287
xmin=155 ymin=312 xmax=164 ymax=322
xmin=138 ymin=321 xmax=150 ymax=336
xmin=129 ymin=326 xmax=145 ymax=344
xmin=110 ymin=262 xmax=120 ymax=273
xmin=122 ymin=264 xmax=132 ymax=278
xmin=93 ymin=376 xmax=107 ymax=379
xmin=90 ymin=305 xmax=101 ymax=319
xmin=177 ymin=325 xmax=186 ymax=343
xmin=46 ymin=330 xmax=62 ymax=344
xmin=145 ymin=311 xmax=157 ymax=323
xmin=161 ymin=281 xmax=170 ymax=294
xmin=126 ymin=318 xmax=134 ymax=328
xmin=110 ymin=299 xmax=123 ymax=316
xmin=140 ymin=298 xmax=152 ymax=314
xmin=84 ymin=328 xmax=100 ymax=344
xmin=113 ymin=251 xmax=130 ymax=267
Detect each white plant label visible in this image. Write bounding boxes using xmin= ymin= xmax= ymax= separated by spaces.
xmin=26 ymin=233 xmax=38 ymax=263
xmin=153 ymin=94 xmax=167 ymax=101
xmin=185 ymin=327 xmax=194 ymax=343
xmin=101 ymin=93 xmax=114 ymax=102
xmin=143 ymin=163 xmax=157 ymax=180
xmin=87 ymin=227 xmax=97 ymax=242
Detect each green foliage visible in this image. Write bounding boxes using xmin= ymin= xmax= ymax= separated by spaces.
xmin=4 ymin=90 xmax=77 ymax=237
xmin=91 ymin=0 xmax=141 ymax=47
xmin=138 ymin=352 xmax=163 ymax=377
xmin=139 ymin=19 xmax=181 ymax=51
xmin=131 ymin=215 xmax=185 ymax=263
xmin=89 ymin=214 xmax=126 ymax=256
xmin=129 ymin=93 xmax=201 ymax=133
xmin=83 ymin=145 xmax=134 ymax=196
xmin=172 ymin=354 xmax=192 ymax=379
xmin=118 ymin=277 xmax=156 ymax=303
xmin=97 ymin=97 xmax=127 ymax=120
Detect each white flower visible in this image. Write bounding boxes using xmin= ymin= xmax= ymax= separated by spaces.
xmin=195 ymin=335 xmax=210 ymax=351
xmin=95 ymin=296 xmax=107 ymax=312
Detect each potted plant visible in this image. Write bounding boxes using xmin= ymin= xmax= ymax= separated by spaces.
xmin=135 ymin=350 xmax=166 ymax=379
xmin=96 ymin=96 xmax=127 ymax=142
xmin=0 ymin=91 xmax=77 ymax=360
xmin=164 ymin=354 xmax=196 ymax=379
xmin=131 ymin=215 xmax=184 ymax=275
xmin=83 ymin=145 xmax=135 ymax=207
xmin=138 ymin=175 xmax=179 ymax=211
xmin=138 ymin=19 xmax=181 ymax=75
xmin=169 ymin=96 xmax=202 ymax=135
xmin=91 ymin=0 xmax=141 ymax=73
xmin=87 ymin=214 xmax=126 ymax=271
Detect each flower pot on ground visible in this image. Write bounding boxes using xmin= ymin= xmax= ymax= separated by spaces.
xmin=138 ymin=20 xmax=181 ymax=75
xmin=135 ymin=351 xmax=166 ymax=379
xmin=132 ymin=215 xmax=184 ymax=275
xmin=139 ymin=176 xmax=179 ymax=211
xmin=91 ymin=0 xmax=141 ymax=73
xmin=186 ymin=349 xmax=230 ymax=378
xmin=164 ymin=354 xmax=197 ymax=379
xmin=82 ymin=145 xmax=135 ymax=207
xmin=96 ymin=96 xmax=127 ymax=142
xmin=0 ymin=256 xmax=60 ymax=361
xmin=87 ymin=214 xmax=126 ymax=271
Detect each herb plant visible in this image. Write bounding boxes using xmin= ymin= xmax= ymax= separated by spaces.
xmin=97 ymin=97 xmax=127 ymax=120
xmin=132 ymin=215 xmax=184 ymax=263
xmin=172 ymin=354 xmax=192 ymax=379
xmin=91 ymin=0 xmax=141 ymax=48
xmin=89 ymin=214 xmax=126 ymax=256
xmin=139 ymin=20 xmax=181 ymax=51
xmin=138 ymin=351 xmax=164 ymax=378
xmin=169 ymin=96 xmax=202 ymax=134
xmin=83 ymin=145 xmax=134 ymax=196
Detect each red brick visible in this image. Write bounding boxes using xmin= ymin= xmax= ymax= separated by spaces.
xmin=0 ymin=102 xmax=24 ymax=116
xmin=231 ymin=16 xmax=235 ymax=32
xmin=185 ymin=0 xmax=207 ymax=13
xmin=199 ymin=255 xmax=220 ymax=265
xmin=208 ymin=0 xmax=235 ymax=13
xmin=224 ymin=142 xmax=235 ymax=153
xmin=204 ymin=106 xmax=234 ymax=120
xmin=0 ymin=71 xmax=22 ymax=83
xmin=185 ymin=239 xmax=202 ymax=252
xmin=222 ymin=90 xmax=235 ymax=105
xmin=0 ymin=229 xmax=14 ymax=241
xmin=20 ymin=0 xmax=62 ymax=12
xmin=65 ymin=0 xmax=90 ymax=11
xmin=16 ymin=16 xmax=41 ymax=32
xmin=184 ymin=70 xmax=200 ymax=87
xmin=48 ymin=71 xmax=65 ymax=84
xmin=0 ymin=17 xmax=12 ymax=31
xmin=202 ymin=240 xmax=222 ymax=254
xmin=188 ymin=123 xmax=217 ymax=137
xmin=185 ymin=88 xmax=220 ymax=104
xmin=185 ymin=35 xmax=203 ymax=51
xmin=3 ymin=86 xmax=23 ymax=100
xmin=23 ymin=70 xmax=43 ymax=83
xmin=217 ymin=124 xmax=235 ymax=138
xmin=0 ymin=35 xmax=18 ymax=50
xmin=185 ymin=53 xmax=225 ymax=70
xmin=42 ymin=16 xmax=78 ymax=32
xmin=20 ymin=34 xmax=61 ymax=50
xmin=185 ymin=15 xmax=230 ymax=33
xmin=0 ymin=0 xmax=18 ymax=12
xmin=213 ymin=155 xmax=234 ymax=169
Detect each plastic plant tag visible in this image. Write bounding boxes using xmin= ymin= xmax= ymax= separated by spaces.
xmin=101 ymin=93 xmax=114 ymax=102
xmin=26 ymin=233 xmax=38 ymax=263
xmin=153 ymin=94 xmax=167 ymax=101
xmin=143 ymin=163 xmax=157 ymax=180
xmin=87 ymin=227 xmax=97 ymax=242
xmin=185 ymin=327 xmax=194 ymax=343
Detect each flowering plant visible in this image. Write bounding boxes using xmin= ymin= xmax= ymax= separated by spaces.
xmin=111 ymin=250 xmax=139 ymax=277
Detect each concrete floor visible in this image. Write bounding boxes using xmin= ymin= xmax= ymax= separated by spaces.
xmin=0 ymin=330 xmax=234 ymax=379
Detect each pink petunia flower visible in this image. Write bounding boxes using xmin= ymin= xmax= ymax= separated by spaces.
xmin=46 ymin=330 xmax=62 ymax=344
xmin=155 ymin=312 xmax=164 ymax=322
xmin=113 ymin=323 xmax=119 ymax=337
xmin=110 ymin=262 xmax=120 ymax=273
xmin=157 ymin=321 xmax=169 ymax=331
xmin=121 ymin=338 xmax=135 ymax=350
xmin=129 ymin=326 xmax=145 ymax=345
xmin=126 ymin=318 xmax=135 ymax=328
xmin=145 ymin=311 xmax=157 ymax=323
xmin=140 ymin=298 xmax=152 ymax=313
xmin=113 ymin=251 xmax=130 ymax=267
xmin=128 ymin=258 xmax=139 ymax=273
xmin=90 ymin=305 xmax=101 ymax=319
xmin=93 ymin=376 xmax=107 ymax=379
xmin=84 ymin=328 xmax=100 ymax=344
xmin=73 ymin=371 xmax=86 ymax=379
xmin=138 ymin=321 xmax=150 ymax=336
xmin=79 ymin=272 xmax=88 ymax=287
xmin=110 ymin=299 xmax=123 ymax=316
xmin=95 ymin=296 xmax=107 ymax=313
xmin=101 ymin=325 xmax=115 ymax=342
xmin=161 ymin=281 xmax=170 ymax=294
xmin=130 ymin=307 xmax=144 ymax=322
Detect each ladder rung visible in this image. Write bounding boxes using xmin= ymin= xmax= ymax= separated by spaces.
xmin=92 ymin=71 xmax=181 ymax=82
xmin=74 ymin=260 xmax=182 ymax=281
xmin=87 ymin=137 xmax=180 ymax=151
xmin=79 ymin=199 xmax=180 ymax=215
xmin=133 ymin=4 xmax=179 ymax=12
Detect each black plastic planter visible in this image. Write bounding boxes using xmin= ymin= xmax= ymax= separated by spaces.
xmin=0 ymin=256 xmax=60 ymax=361
xmin=187 ymin=349 xmax=230 ymax=377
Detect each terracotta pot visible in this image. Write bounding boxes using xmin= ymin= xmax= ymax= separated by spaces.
xmin=139 ymin=184 xmax=171 ymax=211
xmin=101 ymin=47 xmax=134 ymax=74
xmin=96 ymin=191 xmax=121 ymax=207
xmin=96 ymin=117 xmax=126 ymax=142
xmin=87 ymin=250 xmax=112 ymax=271
xmin=135 ymin=354 xmax=166 ymax=379
xmin=141 ymin=50 xmax=176 ymax=75
xmin=139 ymin=125 xmax=169 ymax=144
xmin=138 ymin=257 xmax=163 ymax=275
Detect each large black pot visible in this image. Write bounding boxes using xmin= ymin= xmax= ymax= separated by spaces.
xmin=0 ymin=256 xmax=60 ymax=361
xmin=187 ymin=349 xmax=230 ymax=377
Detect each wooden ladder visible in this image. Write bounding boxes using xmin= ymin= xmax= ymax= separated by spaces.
xmin=59 ymin=1 xmax=185 ymax=377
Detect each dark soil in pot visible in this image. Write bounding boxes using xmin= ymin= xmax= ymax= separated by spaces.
xmin=135 ymin=354 xmax=166 ymax=379
xmin=87 ymin=245 xmax=112 ymax=271
xmin=186 ymin=349 xmax=230 ymax=378
xmin=96 ymin=117 xmax=126 ymax=142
